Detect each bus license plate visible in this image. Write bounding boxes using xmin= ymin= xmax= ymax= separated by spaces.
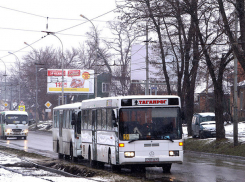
xmin=145 ymin=158 xmax=159 ymax=162
xmin=14 ymin=132 xmax=21 ymax=135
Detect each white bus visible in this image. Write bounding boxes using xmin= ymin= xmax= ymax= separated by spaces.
xmin=80 ymin=95 xmax=183 ymax=172
xmin=52 ymin=102 xmax=82 ymax=161
xmin=0 ymin=111 xmax=29 ymax=140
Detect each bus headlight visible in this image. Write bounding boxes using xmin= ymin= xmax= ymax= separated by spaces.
xmin=23 ymin=129 xmax=28 ymax=133
xmin=124 ymin=151 xmax=135 ymax=158
xmin=169 ymin=150 xmax=179 ymax=156
xmin=5 ymin=129 xmax=11 ymax=133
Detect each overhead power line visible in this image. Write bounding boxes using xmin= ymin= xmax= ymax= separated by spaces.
xmin=0 ymin=5 xmax=115 ymax=22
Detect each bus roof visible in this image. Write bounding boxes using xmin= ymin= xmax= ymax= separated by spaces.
xmin=53 ymin=102 xmax=82 ymax=110
xmin=0 ymin=111 xmax=28 ymax=115
xmin=81 ymin=95 xmax=181 ymax=108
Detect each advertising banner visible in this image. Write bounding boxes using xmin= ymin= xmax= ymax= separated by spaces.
xmin=47 ymin=69 xmax=94 ymax=94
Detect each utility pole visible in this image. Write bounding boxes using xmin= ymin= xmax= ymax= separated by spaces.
xmin=145 ymin=23 xmax=149 ymax=95
xmin=233 ymin=2 xmax=238 ymax=146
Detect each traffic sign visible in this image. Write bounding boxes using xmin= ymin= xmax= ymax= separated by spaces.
xmin=18 ymin=105 xmax=25 ymax=111
xmin=4 ymin=103 xmax=8 ymax=107
xmin=45 ymin=109 xmax=51 ymax=112
xmin=45 ymin=101 xmax=52 ymax=108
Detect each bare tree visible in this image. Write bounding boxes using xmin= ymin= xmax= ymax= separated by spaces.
xmin=105 ymin=21 xmax=143 ymax=95
xmin=218 ymin=0 xmax=245 ymax=72
xmin=184 ymin=0 xmax=233 ymax=139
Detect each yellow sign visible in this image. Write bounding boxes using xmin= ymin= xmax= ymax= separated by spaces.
xmin=18 ymin=105 xmax=25 ymax=111
xmin=45 ymin=101 xmax=52 ymax=108
xmin=123 ymin=134 xmax=129 ymax=140
xmin=4 ymin=103 xmax=8 ymax=107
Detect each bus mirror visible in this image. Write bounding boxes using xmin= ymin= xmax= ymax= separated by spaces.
xmin=112 ymin=120 xmax=118 ymax=127
xmin=112 ymin=109 xmax=118 ymax=127
xmin=112 ymin=109 xmax=117 ymax=120
xmin=71 ymin=120 xmax=75 ymax=125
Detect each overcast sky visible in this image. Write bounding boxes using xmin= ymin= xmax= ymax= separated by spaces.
xmin=0 ymin=0 xmax=117 ymax=73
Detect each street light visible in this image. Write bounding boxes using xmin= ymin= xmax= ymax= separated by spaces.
xmin=8 ymin=52 xmax=21 ymax=106
xmin=42 ymin=31 xmax=65 ymax=105
xmin=24 ymin=42 xmax=44 ymax=128
xmin=80 ymin=14 xmax=98 ymax=98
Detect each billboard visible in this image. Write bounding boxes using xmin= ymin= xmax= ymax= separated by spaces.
xmin=131 ymin=44 xmax=163 ymax=80
xmin=47 ymin=69 xmax=94 ymax=94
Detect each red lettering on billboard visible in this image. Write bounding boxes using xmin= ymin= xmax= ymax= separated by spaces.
xmin=48 ymin=70 xmax=66 ymax=76
xmin=68 ymin=70 xmax=80 ymax=77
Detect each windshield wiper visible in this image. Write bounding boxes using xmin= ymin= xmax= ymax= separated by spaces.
xmin=128 ymin=139 xmax=138 ymax=143
xmin=164 ymin=136 xmax=174 ymax=142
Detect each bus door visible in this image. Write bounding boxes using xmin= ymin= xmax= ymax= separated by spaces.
xmin=92 ymin=110 xmax=97 ymax=161
xmin=59 ymin=110 xmax=63 ymax=153
xmin=74 ymin=111 xmax=81 ymax=152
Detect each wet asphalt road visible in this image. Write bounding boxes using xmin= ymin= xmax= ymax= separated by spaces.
xmin=0 ymin=131 xmax=245 ymax=182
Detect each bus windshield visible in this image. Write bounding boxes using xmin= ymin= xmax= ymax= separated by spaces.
xmin=5 ymin=115 xmax=28 ymax=124
xmin=119 ymin=107 xmax=182 ymax=141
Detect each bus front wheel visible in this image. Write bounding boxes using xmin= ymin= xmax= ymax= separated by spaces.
xmin=108 ymin=150 xmax=121 ymax=172
xmin=162 ymin=163 xmax=172 ymax=173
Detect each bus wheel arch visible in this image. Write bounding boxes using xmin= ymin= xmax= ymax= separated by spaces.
xmin=88 ymin=146 xmax=95 ymax=167
xmin=57 ymin=141 xmax=63 ymax=159
xmin=108 ymin=148 xmax=112 ymax=165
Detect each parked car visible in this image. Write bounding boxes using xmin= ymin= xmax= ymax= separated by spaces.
xmin=191 ymin=112 xmax=215 ymax=138
xmin=199 ymin=121 xmax=216 ymax=138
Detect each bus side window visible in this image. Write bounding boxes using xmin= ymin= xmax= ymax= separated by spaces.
xmin=77 ymin=111 xmax=81 ymax=134
xmin=70 ymin=111 xmax=74 ymax=129
xmin=97 ymin=109 xmax=102 ymax=130
xmin=82 ymin=110 xmax=88 ymax=129
xmin=107 ymin=109 xmax=112 ymax=130
xmin=88 ymin=110 xmax=92 ymax=129
xmin=84 ymin=110 xmax=88 ymax=129
xmin=102 ymin=109 xmax=106 ymax=130
xmin=63 ymin=111 xmax=66 ymax=128
xmin=66 ymin=110 xmax=70 ymax=128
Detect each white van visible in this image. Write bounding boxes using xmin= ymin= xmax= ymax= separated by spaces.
xmin=191 ymin=112 xmax=215 ymax=138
